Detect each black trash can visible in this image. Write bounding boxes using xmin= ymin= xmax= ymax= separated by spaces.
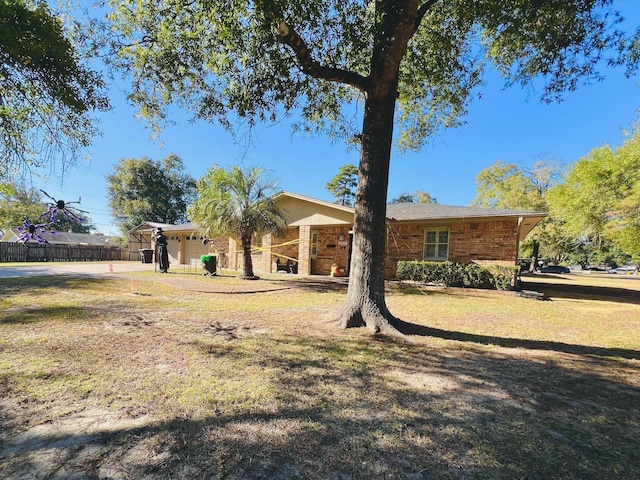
xmin=140 ymin=249 xmax=154 ymax=263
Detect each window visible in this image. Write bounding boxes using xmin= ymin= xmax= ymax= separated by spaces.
xmin=310 ymin=231 xmax=318 ymax=257
xmin=423 ymin=228 xmax=449 ymax=261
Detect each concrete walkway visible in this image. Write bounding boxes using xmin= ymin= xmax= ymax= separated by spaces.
xmin=0 ymin=261 xmax=351 ymax=296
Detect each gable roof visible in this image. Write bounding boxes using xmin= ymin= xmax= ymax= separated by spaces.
xmin=274 ymin=191 xmax=355 ymax=213
xmin=274 ymin=191 xmax=355 ymax=226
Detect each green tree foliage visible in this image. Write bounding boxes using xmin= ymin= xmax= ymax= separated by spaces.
xmin=471 ymin=160 xmax=580 ymax=265
xmin=107 ymin=154 xmax=196 ymax=234
xmin=0 ymin=183 xmax=96 ymax=235
xmin=188 ymin=165 xmax=288 ymax=279
xmin=101 ymin=0 xmax=638 ymax=333
xmin=472 ymin=160 xmax=558 ymax=212
xmin=391 ymin=190 xmax=438 ymax=204
xmin=565 ymin=238 xmax=630 ymax=269
xmin=326 ymin=164 xmax=358 ymax=206
xmin=549 ymin=126 xmax=640 ymax=263
xmin=50 ymin=213 xmax=95 ymax=234
xmin=0 ymin=0 xmax=108 ymax=183
xmin=0 ymin=183 xmax=44 ymax=234
xmin=606 ymin=181 xmax=640 ymax=262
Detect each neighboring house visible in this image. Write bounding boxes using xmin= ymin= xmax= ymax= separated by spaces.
xmin=129 ymin=191 xmax=546 ymax=278
xmin=1 ymin=229 xmax=119 ymax=246
xmin=1 ymin=229 xmax=122 ymax=262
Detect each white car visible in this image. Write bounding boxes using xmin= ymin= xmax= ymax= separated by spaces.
xmin=607 ymin=266 xmax=638 ymax=275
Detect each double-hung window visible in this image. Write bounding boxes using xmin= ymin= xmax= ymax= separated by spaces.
xmin=423 ymin=228 xmax=449 ymax=261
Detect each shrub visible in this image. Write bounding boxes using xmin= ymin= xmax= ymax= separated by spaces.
xmin=396 ymin=260 xmax=420 ymax=282
xmin=486 ymin=265 xmax=519 ymax=290
xmin=396 ymin=261 xmax=519 ymax=291
xmin=396 ymin=261 xmax=462 ymax=286
xmin=462 ymin=262 xmax=492 ymax=289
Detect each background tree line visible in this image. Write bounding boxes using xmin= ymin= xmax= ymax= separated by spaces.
xmin=473 ymin=125 xmax=640 ymax=267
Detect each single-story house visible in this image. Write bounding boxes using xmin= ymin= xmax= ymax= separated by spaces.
xmin=129 ymin=191 xmax=546 ymax=278
xmin=1 ymin=229 xmax=119 ymax=246
xmin=1 ymin=229 xmax=122 ymax=262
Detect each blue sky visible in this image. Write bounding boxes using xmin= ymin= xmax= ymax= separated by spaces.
xmin=33 ymin=2 xmax=640 ymax=235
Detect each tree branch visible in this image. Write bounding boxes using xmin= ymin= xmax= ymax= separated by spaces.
xmin=413 ymin=0 xmax=440 ymax=35
xmin=275 ymin=21 xmax=370 ymax=93
xmin=369 ymin=0 xmax=421 ymax=90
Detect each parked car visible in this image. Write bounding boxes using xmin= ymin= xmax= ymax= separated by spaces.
xmin=539 ymin=265 xmax=571 ymax=274
xmin=607 ymin=266 xmax=638 ymax=275
xmin=585 ymin=265 xmax=607 ymax=271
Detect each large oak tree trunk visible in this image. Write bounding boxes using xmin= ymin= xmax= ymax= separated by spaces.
xmin=336 ymin=85 xmax=402 ymax=335
xmin=335 ymin=1 xmax=420 ymax=336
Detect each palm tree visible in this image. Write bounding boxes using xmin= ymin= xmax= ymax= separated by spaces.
xmin=189 ymin=165 xmax=288 ymax=279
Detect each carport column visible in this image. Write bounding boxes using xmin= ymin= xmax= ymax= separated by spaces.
xmin=262 ymin=234 xmax=273 ymax=273
xmin=179 ymin=233 xmax=186 ymax=264
xmin=514 ymin=217 xmax=523 ymax=287
xmin=228 ymin=237 xmax=238 ymax=270
xmin=515 ymin=217 xmax=523 ymax=265
xmin=298 ymin=225 xmax=311 ymax=275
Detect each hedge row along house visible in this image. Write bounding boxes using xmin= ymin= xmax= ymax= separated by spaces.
xmin=128 ymin=191 xmax=546 ymax=278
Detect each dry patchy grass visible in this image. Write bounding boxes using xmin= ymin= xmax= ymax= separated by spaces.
xmin=0 ymin=273 xmax=639 ymax=479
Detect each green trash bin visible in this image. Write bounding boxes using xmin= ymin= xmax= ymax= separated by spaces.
xmin=140 ymin=249 xmax=154 ymax=263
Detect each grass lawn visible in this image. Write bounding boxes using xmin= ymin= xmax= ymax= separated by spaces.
xmin=1 ymin=271 xmax=639 ymax=479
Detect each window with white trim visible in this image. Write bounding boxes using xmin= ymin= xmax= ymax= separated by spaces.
xmin=423 ymin=228 xmax=449 ymax=261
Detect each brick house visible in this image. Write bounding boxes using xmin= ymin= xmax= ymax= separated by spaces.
xmin=129 ymin=192 xmax=545 ymax=278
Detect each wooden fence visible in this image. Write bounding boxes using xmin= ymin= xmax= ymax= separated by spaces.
xmin=0 ymin=243 xmax=124 ymax=263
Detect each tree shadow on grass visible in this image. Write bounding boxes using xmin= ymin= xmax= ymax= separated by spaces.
xmin=1 ymin=334 xmax=639 ymax=479
xmin=0 ymin=276 xmax=114 ymax=297
xmin=394 ymin=319 xmax=640 ymax=360
xmin=0 ymin=305 xmax=88 ymax=325
xmin=520 ymin=279 xmax=640 ymax=306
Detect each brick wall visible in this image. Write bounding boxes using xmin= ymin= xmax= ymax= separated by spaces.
xmin=449 ymin=220 xmax=518 ymax=267
xmin=270 ymin=228 xmax=300 ymax=269
xmin=310 ymin=226 xmax=351 ymax=275
xmin=384 ymin=220 xmax=518 ymax=278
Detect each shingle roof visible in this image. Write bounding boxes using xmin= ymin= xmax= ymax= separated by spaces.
xmin=385 ymin=203 xmax=546 ymax=221
xmin=128 ymin=196 xmax=547 ymax=235
xmin=9 ymin=228 xmax=118 ymax=246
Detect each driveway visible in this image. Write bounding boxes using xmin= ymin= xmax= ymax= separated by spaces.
xmin=0 ymin=261 xmax=157 ymax=278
